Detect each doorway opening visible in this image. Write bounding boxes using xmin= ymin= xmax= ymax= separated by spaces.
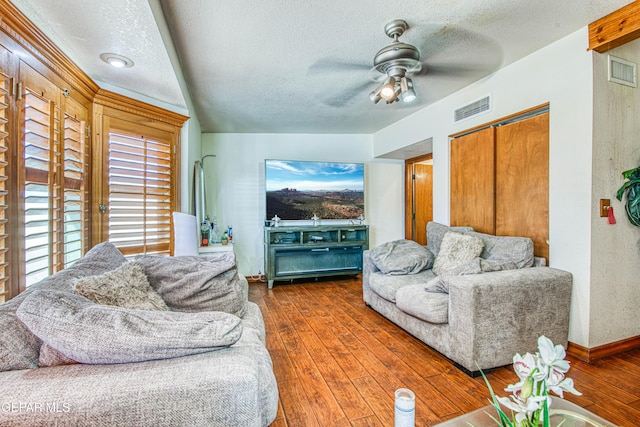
xmin=405 ymin=154 xmax=433 ymax=245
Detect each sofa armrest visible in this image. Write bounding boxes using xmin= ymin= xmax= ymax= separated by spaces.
xmin=362 ymin=250 xmax=380 ymax=302
xmin=446 ymin=267 xmax=572 ymax=371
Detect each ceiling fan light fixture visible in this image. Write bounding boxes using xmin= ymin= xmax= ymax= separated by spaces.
xmin=379 ymin=77 xmax=396 ymax=100
xmin=400 ymin=76 xmax=417 ymax=103
xmin=369 ymin=89 xmax=382 ymax=104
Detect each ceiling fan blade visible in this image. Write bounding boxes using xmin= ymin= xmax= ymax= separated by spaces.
xmin=413 ymin=24 xmax=503 ymax=79
xmin=321 ymin=80 xmax=373 ymax=108
xmin=307 ymin=58 xmax=370 ymax=76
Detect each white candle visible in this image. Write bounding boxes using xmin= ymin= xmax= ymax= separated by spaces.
xmin=394 ymin=388 xmax=415 ymax=427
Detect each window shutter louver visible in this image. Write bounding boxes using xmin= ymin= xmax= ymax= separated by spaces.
xmin=107 ymin=131 xmax=172 ymax=256
xmin=0 ymin=71 xmax=9 ymax=302
xmin=23 ymin=89 xmax=58 ymax=286
xmin=20 ymin=66 xmax=89 ymax=289
xmin=63 ymin=112 xmax=87 ymax=268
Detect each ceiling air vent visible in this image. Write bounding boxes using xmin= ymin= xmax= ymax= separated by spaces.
xmin=608 ymin=55 xmax=637 ymax=87
xmin=454 ymin=94 xmax=491 ymax=123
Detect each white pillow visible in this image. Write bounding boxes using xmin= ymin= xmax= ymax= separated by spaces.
xmin=432 ymin=231 xmax=484 ymax=276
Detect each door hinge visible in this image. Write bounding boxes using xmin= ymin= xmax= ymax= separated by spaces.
xmin=412 ymin=174 xmax=416 ymax=180
xmin=16 ymin=82 xmax=22 ymax=100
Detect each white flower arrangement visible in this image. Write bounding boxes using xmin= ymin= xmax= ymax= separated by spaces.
xmin=480 ymin=336 xmax=582 ymax=427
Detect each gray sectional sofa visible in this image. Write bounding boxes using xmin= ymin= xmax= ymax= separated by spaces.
xmin=363 ymin=222 xmax=573 ymax=375
xmin=0 ymin=242 xmax=278 ymax=426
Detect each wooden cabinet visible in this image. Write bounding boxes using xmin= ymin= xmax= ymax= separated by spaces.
xmin=450 ymin=109 xmax=549 ymax=261
xmin=264 ymin=225 xmax=369 ymax=288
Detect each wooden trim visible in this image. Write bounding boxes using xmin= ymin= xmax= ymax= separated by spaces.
xmin=94 ymin=89 xmax=188 ymax=128
xmin=0 ymin=1 xmax=99 ymax=100
xmin=588 ymin=1 xmax=640 ymax=53
xmin=567 ymin=335 xmax=640 ymax=362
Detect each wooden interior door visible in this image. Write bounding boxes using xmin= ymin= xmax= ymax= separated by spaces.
xmin=450 ymin=127 xmax=496 ymax=234
xmin=495 ymin=113 xmax=549 ymax=261
xmin=404 ymin=155 xmax=432 ymax=244
xmin=413 ymin=163 xmax=432 ymax=245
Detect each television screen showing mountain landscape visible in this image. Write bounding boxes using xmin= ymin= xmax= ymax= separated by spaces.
xmin=266 ymin=160 xmax=364 ymax=220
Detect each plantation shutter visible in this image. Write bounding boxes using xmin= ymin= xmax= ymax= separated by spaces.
xmin=62 ymin=101 xmax=89 ymax=267
xmin=0 ymin=70 xmax=9 ymax=302
xmin=20 ymin=63 xmax=90 ymax=288
xmin=23 ymin=86 xmax=60 ymax=286
xmin=106 ymin=122 xmax=173 ymax=256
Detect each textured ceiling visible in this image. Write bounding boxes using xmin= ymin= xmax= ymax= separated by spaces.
xmin=10 ymin=0 xmax=633 ymax=134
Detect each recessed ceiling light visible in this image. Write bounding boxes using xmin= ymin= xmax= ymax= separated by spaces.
xmin=100 ymin=53 xmax=134 ymax=68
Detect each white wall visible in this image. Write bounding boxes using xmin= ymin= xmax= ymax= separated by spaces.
xmin=374 ymin=28 xmax=596 ymax=347
xmin=590 ymin=40 xmax=640 ymax=347
xmin=200 ymin=133 xmax=403 ymax=277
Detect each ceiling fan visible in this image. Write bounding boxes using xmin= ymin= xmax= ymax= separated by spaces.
xmin=307 ymin=20 xmax=502 ymax=108
xmin=369 ymin=19 xmax=421 ymax=104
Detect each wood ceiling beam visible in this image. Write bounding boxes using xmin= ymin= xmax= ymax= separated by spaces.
xmin=589 ymin=1 xmax=640 ymax=53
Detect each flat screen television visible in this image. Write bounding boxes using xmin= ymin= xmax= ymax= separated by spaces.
xmin=265 ymin=160 xmax=364 ymax=221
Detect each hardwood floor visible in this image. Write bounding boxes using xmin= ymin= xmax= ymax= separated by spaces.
xmin=248 ymin=276 xmax=640 ymax=427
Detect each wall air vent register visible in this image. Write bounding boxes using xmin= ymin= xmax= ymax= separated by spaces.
xmin=608 ymin=55 xmax=637 ymax=88
xmin=453 ymin=94 xmax=492 ymax=123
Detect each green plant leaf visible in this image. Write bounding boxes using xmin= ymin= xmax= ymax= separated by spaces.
xmin=617 ymin=166 xmax=640 ymax=226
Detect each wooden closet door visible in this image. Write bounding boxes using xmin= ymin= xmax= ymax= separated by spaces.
xmin=450 ymin=127 xmax=496 ymax=234
xmin=495 ymin=113 xmax=549 ymax=261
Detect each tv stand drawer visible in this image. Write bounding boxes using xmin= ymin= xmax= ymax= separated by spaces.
xmin=274 ymin=246 xmax=362 ymax=276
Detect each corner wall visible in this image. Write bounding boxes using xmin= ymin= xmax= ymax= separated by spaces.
xmin=200 ymin=133 xmax=403 ymax=277
xmin=590 ymin=40 xmax=640 ymax=347
xmin=374 ymin=28 xmax=596 ymax=347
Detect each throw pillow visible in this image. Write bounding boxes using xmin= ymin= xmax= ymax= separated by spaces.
xmin=16 ymin=290 xmax=243 ymax=364
xmin=0 ymin=241 xmax=127 ymax=372
xmin=425 ymin=222 xmax=474 ymax=257
xmin=463 ymin=231 xmax=534 ymax=271
xmin=136 ymin=253 xmax=247 ymax=317
xmin=369 ymin=239 xmax=434 ymax=275
xmin=74 ymin=261 xmax=169 ymax=311
xmin=432 ymin=231 xmax=484 ymax=276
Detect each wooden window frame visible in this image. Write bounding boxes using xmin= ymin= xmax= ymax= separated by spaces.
xmin=0 ymin=3 xmax=187 ymax=300
xmin=92 ymin=90 xmax=187 ymax=256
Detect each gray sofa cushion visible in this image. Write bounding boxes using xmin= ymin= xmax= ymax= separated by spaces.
xmin=17 ymin=290 xmax=243 ymax=364
xmin=38 ymin=343 xmax=78 ymax=367
xmin=396 ymin=285 xmax=449 ymax=324
xmin=0 ymin=321 xmax=279 ymax=427
xmin=432 ymin=231 xmax=484 ymax=276
xmin=368 ymin=269 xmax=436 ymax=302
xmin=464 ymin=230 xmax=535 ymax=270
xmin=424 ymin=258 xmax=483 ymax=293
xmin=369 ymin=239 xmax=434 ymax=275
xmin=75 ymin=261 xmax=170 ymax=311
xmin=137 ymin=253 xmax=247 ymax=317
xmin=426 ymin=222 xmax=474 ymax=256
xmin=0 ymin=242 xmax=127 ymax=372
